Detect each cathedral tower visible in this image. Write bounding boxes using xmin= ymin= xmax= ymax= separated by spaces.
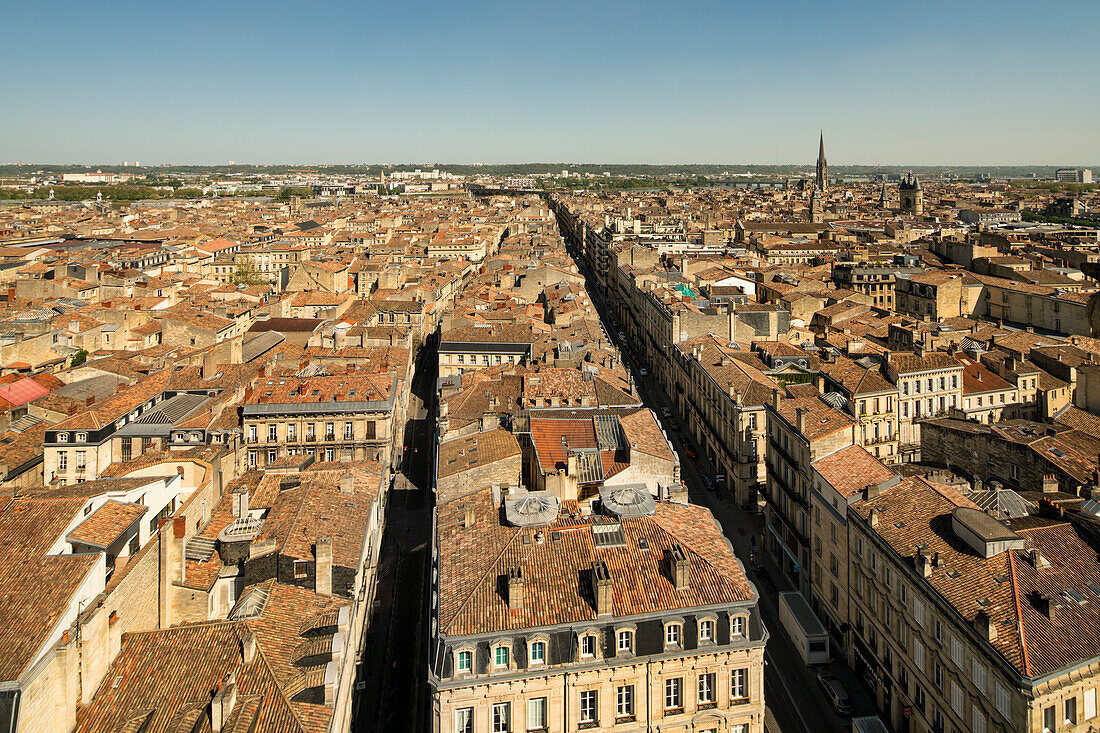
xmin=815 ymin=131 xmax=828 ymax=193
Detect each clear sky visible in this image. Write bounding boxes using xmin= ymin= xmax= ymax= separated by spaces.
xmin=2 ymin=0 xmax=1097 ymax=165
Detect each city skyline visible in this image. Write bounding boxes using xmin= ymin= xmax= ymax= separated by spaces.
xmin=2 ymin=0 xmax=1099 ymax=165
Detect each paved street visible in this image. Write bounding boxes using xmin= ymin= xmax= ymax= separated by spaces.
xmin=566 ymin=241 xmax=876 ymax=733
xmin=354 ymin=337 xmax=437 ymax=732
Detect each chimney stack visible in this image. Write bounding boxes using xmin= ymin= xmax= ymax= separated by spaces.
xmin=1039 ymin=593 xmax=1060 ymax=621
xmin=462 ymin=506 xmax=476 ymax=529
xmin=974 ymin=610 xmax=996 ymax=642
xmin=506 ymin=567 xmax=524 ymax=611
xmin=1030 ymin=548 xmax=1050 ymax=569
xmin=315 ymin=536 xmax=333 ymax=596
xmin=591 ymin=560 xmax=613 ymax=616
xmin=869 ymin=507 xmax=880 ymax=527
xmin=669 ymin=544 xmax=690 ymax=591
xmin=339 ymin=471 xmax=354 ymax=494
xmin=772 ymin=387 xmax=783 ymax=411
xmin=241 ymin=628 xmax=257 ymax=664
xmin=796 ymin=407 xmax=807 ymax=436
xmin=916 ymin=549 xmax=932 ymax=578
xmin=210 ymin=672 xmax=238 ymax=733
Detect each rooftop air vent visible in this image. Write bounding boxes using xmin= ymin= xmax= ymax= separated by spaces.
xmin=951 ymin=507 xmax=1024 ymax=558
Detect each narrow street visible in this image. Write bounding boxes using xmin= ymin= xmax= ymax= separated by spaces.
xmin=354 ymin=335 xmax=436 ymax=732
xmin=562 ymin=235 xmax=876 ymax=733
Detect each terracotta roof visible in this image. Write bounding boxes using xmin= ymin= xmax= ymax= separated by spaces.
xmin=66 ymin=500 xmax=145 ymax=549
xmin=812 ymin=445 xmax=895 ymax=499
xmin=437 ymin=487 xmax=756 ymax=637
xmin=437 ymin=429 xmax=521 ymax=479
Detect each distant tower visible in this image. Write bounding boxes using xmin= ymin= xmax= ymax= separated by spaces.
xmin=899 ymin=172 xmax=923 ymax=215
xmin=815 ymin=131 xmax=828 ymax=193
xmin=808 ymin=186 xmax=824 ymax=223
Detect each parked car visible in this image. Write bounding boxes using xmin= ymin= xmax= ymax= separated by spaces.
xmin=715 ymin=473 xmax=726 ymax=486
xmin=639 ymin=368 xmax=649 ymax=377
xmin=668 ymin=420 xmax=680 ymax=432
xmin=816 ymin=673 xmax=853 ymax=716
xmin=703 ymin=475 xmax=716 ymax=492
xmin=661 ymin=406 xmax=673 ymax=418
xmin=682 ymin=442 xmax=698 ymax=459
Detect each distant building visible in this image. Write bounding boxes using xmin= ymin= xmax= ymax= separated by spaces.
xmin=815 ymin=132 xmax=829 ymax=193
xmin=899 ymin=172 xmax=923 ymax=215
xmin=1055 ymin=168 xmax=1093 ymax=184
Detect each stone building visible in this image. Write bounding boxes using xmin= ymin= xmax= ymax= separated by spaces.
xmin=429 ymin=485 xmax=767 ymax=733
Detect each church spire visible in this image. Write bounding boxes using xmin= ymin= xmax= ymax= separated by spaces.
xmin=815 ymin=131 xmax=828 ymax=193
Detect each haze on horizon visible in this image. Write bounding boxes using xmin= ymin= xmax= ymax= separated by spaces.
xmin=2 ymin=0 xmax=1097 ymax=167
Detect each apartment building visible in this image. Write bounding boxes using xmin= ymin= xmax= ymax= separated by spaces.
xmin=844 ymin=475 xmax=1100 ymax=733
xmin=430 ymin=486 xmax=767 ymax=733
xmin=241 ymin=372 xmax=402 ymax=469
xmin=832 ymin=261 xmax=923 ymax=311
xmin=763 ymin=386 xmax=860 ymax=596
xmin=672 ymin=335 xmax=773 ymax=507
xmin=895 ymin=272 xmax=977 ymax=320
xmin=819 ymin=355 xmax=901 ymax=463
xmin=438 ymin=324 xmax=535 ymax=378
xmin=883 ymin=351 xmax=964 ymax=462
xmin=958 ymin=355 xmax=1020 ymax=424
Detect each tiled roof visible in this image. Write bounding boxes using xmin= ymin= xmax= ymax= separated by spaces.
xmin=437 ymin=429 xmax=521 ymax=479
xmin=66 ymin=500 xmax=145 ymax=549
xmin=812 ymin=445 xmax=895 ymax=499
xmin=437 ymin=488 xmax=755 ymax=637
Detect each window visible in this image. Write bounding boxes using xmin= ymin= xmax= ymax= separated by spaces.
xmin=456 ymin=708 xmax=474 ymax=733
xmin=1043 ymin=705 xmax=1055 ymax=732
xmin=247 ymin=425 xmax=256 ymax=442
xmin=950 ymin=637 xmax=963 ymax=667
xmin=951 ymin=681 xmax=963 ymax=715
xmin=914 ymin=598 xmax=925 ymax=627
xmin=616 ymin=685 xmax=634 ymax=719
xmin=972 ymin=704 xmax=987 ymax=733
xmin=971 ymin=660 xmax=986 ymax=692
xmin=492 ymin=702 xmax=511 ymax=733
xmin=580 ymin=633 xmax=596 ymax=657
xmin=1086 ymin=688 xmax=1097 ymax=720
xmin=1066 ymin=698 xmax=1078 ymax=725
xmin=494 ymin=645 xmax=509 ymax=668
xmin=58 ymin=451 xmax=67 ymax=471
xmin=268 ymin=424 xmax=277 ymax=442
xmin=579 ymin=690 xmax=597 ymax=724
xmin=293 ymin=560 xmax=308 ymax=578
xmin=75 ymin=450 xmax=86 ymax=470
xmin=267 ymin=449 xmax=276 ymax=464
xmin=731 ymin=616 xmax=746 ymax=637
xmin=344 ymin=422 xmax=354 ymax=440
xmin=529 ymin=640 xmax=545 ymax=665
xmin=698 ymin=672 xmax=716 ymax=705
xmin=616 ymin=629 xmax=633 ymax=653
xmin=527 ymin=697 xmax=547 ymax=730
xmin=913 ymin=640 xmax=926 ymax=672
xmin=699 ymin=619 xmax=714 ymax=642
xmin=996 ymin=684 xmax=1011 ymax=719
xmin=288 ymin=424 xmax=296 ymax=441
xmin=456 ymin=650 xmax=472 ymax=673
xmin=76 ymin=432 xmax=87 ymax=442
xmin=731 ymin=668 xmax=748 ymax=700
xmin=665 ymin=622 xmax=681 ymax=647
xmin=664 ymin=677 xmax=683 ymax=710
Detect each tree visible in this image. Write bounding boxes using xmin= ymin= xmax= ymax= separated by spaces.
xmin=70 ymin=349 xmax=88 ymax=367
xmin=232 ymin=258 xmax=266 ymax=287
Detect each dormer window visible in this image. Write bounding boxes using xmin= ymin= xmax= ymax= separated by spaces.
xmin=579 ymin=632 xmax=597 ymax=658
xmin=456 ymin=649 xmax=473 ymax=674
xmin=616 ymin=629 xmax=634 ymax=654
xmin=493 ymin=643 xmax=510 ymax=668
xmin=529 ymin=639 xmax=546 ymax=665
xmin=664 ymin=622 xmax=682 ymax=648
xmin=58 ymin=433 xmax=68 ymax=443
xmin=699 ymin=618 xmax=715 ymax=643
xmin=731 ymin=615 xmax=747 ymax=638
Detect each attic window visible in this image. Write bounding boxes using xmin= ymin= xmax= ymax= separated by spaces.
xmin=894 ymin=521 xmax=906 ymax=529
xmin=1063 ymin=588 xmax=1088 ymax=606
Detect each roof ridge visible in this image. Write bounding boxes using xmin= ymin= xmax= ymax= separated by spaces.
xmin=1007 ymin=550 xmax=1032 ymax=677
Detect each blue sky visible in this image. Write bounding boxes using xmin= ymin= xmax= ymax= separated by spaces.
xmin=2 ymin=0 xmax=1097 ymax=165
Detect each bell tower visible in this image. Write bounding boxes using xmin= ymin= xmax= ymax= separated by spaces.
xmin=815 ymin=131 xmax=828 ymax=193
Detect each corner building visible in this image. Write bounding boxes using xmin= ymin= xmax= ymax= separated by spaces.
xmin=429 ymin=486 xmax=766 ymax=733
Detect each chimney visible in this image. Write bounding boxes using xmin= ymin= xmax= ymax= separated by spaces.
xmin=591 ymin=560 xmax=613 ymax=616
xmin=772 ymin=387 xmax=783 ymax=411
xmin=869 ymin=507 xmax=880 ymax=527
xmin=233 ymin=489 xmax=249 ymax=519
xmin=669 ymin=544 xmax=690 ymax=591
xmin=974 ymin=610 xmax=996 ymax=642
xmin=158 ymin=516 xmax=187 ymax=626
xmin=462 ymin=506 xmax=476 ymax=529
xmin=1038 ymin=593 xmax=1060 ymax=621
xmin=241 ymin=628 xmax=258 ymax=664
xmin=1041 ymin=474 xmax=1058 ymax=493
xmin=339 ymin=471 xmax=354 ymax=494
xmin=796 ymin=407 xmax=807 ymax=436
xmin=506 ymin=567 xmax=524 ymax=611
xmin=1030 ymin=548 xmax=1050 ymax=569
xmin=915 ymin=549 xmax=932 ymax=578
xmin=210 ymin=672 xmax=238 ymax=733
xmin=315 ymin=536 xmax=333 ymax=596
xmin=85 ymin=395 xmax=95 ymax=407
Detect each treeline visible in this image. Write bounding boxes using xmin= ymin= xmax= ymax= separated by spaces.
xmin=0 ymin=185 xmax=204 ymax=201
xmin=1021 ymin=211 xmax=1100 ymax=227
